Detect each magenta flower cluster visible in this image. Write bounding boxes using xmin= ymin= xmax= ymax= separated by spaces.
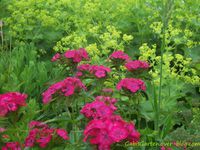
xmin=117 ymin=78 xmax=146 ymax=93
xmin=25 ymin=121 xmax=69 ymax=148
xmin=76 ymin=64 xmax=111 ymax=78
xmin=0 ymin=92 xmax=27 ymax=117
xmin=84 ymin=115 xmax=140 ymax=150
xmin=2 ymin=142 xmax=21 ymax=150
xmin=51 ymin=48 xmax=89 ymax=63
xmin=109 ymin=50 xmax=130 ymax=62
xmin=125 ymin=60 xmax=149 ymax=71
xmin=81 ymin=96 xmax=117 ymax=119
xmin=42 ymin=77 xmax=86 ymax=104
xmin=81 ymin=96 xmax=140 ymax=150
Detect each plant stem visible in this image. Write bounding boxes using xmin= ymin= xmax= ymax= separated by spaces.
xmin=158 ymin=0 xmax=174 ymax=138
xmin=137 ymin=96 xmax=141 ymax=129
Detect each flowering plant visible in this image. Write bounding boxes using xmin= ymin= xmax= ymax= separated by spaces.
xmin=0 ymin=48 xmax=149 ymax=149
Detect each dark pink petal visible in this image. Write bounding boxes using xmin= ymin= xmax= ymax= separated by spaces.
xmin=25 ymin=136 xmax=35 ymax=147
xmin=56 ymin=129 xmax=69 ymax=140
xmin=51 ymin=53 xmax=61 ymax=62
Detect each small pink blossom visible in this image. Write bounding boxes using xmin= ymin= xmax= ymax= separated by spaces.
xmin=25 ymin=121 xmax=69 ymax=148
xmin=76 ymin=64 xmax=111 ymax=78
xmin=90 ymin=65 xmax=111 ymax=78
xmin=36 ymin=135 xmax=52 ymax=148
xmin=51 ymin=53 xmax=61 ymax=62
xmin=64 ymin=48 xmax=89 ymax=63
xmin=109 ymin=50 xmax=130 ymax=62
xmin=83 ymin=115 xmax=140 ymax=150
xmin=125 ymin=60 xmax=149 ymax=71
xmin=116 ymin=78 xmax=146 ymax=93
xmin=0 ymin=92 xmax=27 ymax=116
xmin=56 ymin=129 xmax=69 ymax=140
xmin=25 ymin=136 xmax=35 ymax=147
xmin=0 ymin=127 xmax=6 ymax=133
xmin=95 ymin=96 xmax=117 ymax=111
xmin=2 ymin=142 xmax=21 ymax=150
xmin=42 ymin=77 xmax=86 ymax=104
xmin=81 ymin=100 xmax=114 ymax=119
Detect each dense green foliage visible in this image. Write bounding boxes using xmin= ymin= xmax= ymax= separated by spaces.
xmin=0 ymin=0 xmax=200 ymax=149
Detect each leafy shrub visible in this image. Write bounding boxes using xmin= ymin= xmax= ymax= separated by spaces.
xmin=0 ymin=43 xmax=65 ymax=99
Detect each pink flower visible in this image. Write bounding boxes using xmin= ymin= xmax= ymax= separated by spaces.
xmin=0 ymin=92 xmax=27 ymax=116
xmin=95 ymin=96 xmax=117 ymax=111
xmin=7 ymin=103 xmax=18 ymax=111
xmin=90 ymin=65 xmax=111 ymax=78
xmin=0 ymin=105 xmax=8 ymax=117
xmin=51 ymin=53 xmax=61 ymax=62
xmin=83 ymin=115 xmax=140 ymax=150
xmin=56 ymin=129 xmax=69 ymax=140
xmin=64 ymin=48 xmax=89 ymax=63
xmin=25 ymin=136 xmax=35 ymax=147
xmin=76 ymin=64 xmax=111 ymax=78
xmin=77 ymin=64 xmax=91 ymax=71
xmin=81 ymin=100 xmax=114 ymax=119
xmin=0 ymin=127 xmax=6 ymax=133
xmin=109 ymin=50 xmax=130 ymax=62
xmin=125 ymin=60 xmax=149 ymax=71
xmin=116 ymin=78 xmax=146 ymax=93
xmin=25 ymin=121 xmax=69 ymax=148
xmin=42 ymin=77 xmax=86 ymax=104
xmin=2 ymin=142 xmax=21 ymax=150
xmin=109 ymin=126 xmax=128 ymax=142
xmin=36 ymin=135 xmax=52 ymax=148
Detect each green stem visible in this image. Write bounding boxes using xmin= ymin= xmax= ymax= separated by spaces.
xmin=137 ymin=96 xmax=141 ymax=129
xmin=1 ymin=26 xmax=3 ymax=49
xmin=158 ymin=0 xmax=174 ymax=138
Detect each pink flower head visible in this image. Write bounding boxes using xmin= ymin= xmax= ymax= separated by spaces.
xmin=95 ymin=96 xmax=117 ymax=111
xmin=90 ymin=65 xmax=111 ymax=78
xmin=77 ymin=64 xmax=91 ymax=71
xmin=2 ymin=142 xmax=21 ymax=150
xmin=83 ymin=115 xmax=140 ymax=150
xmin=51 ymin=53 xmax=61 ymax=62
xmin=56 ymin=129 xmax=69 ymax=140
xmin=25 ymin=121 xmax=69 ymax=148
xmin=36 ymin=134 xmax=52 ymax=148
xmin=76 ymin=64 xmax=91 ymax=77
xmin=109 ymin=50 xmax=130 ymax=62
xmin=64 ymin=48 xmax=89 ymax=63
xmin=0 ymin=127 xmax=6 ymax=133
xmin=125 ymin=60 xmax=149 ymax=71
xmin=0 ymin=92 xmax=27 ymax=116
xmin=42 ymin=77 xmax=86 ymax=104
xmin=80 ymin=100 xmax=114 ymax=119
xmin=116 ymin=78 xmax=146 ymax=93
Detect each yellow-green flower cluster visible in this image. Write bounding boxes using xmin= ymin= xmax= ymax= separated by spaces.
xmin=139 ymin=43 xmax=200 ymax=85
xmin=53 ymin=25 xmax=133 ymax=62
